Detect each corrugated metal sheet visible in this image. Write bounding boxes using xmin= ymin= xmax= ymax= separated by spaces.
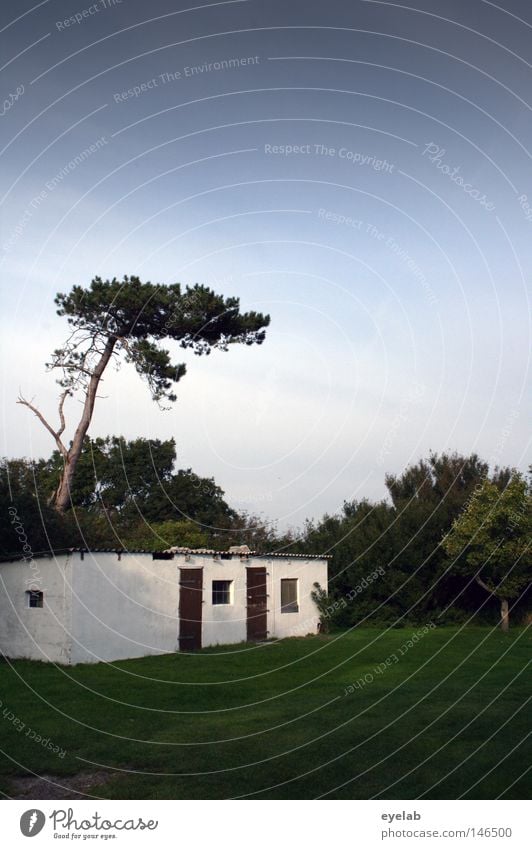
xmin=1 ymin=546 xmax=332 ymax=563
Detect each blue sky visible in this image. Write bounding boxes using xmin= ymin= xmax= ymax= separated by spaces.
xmin=1 ymin=0 xmax=530 ymax=530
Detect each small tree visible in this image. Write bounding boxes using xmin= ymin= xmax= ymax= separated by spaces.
xmin=443 ymin=475 xmax=531 ymax=631
xmin=18 ymin=277 xmax=269 ymax=512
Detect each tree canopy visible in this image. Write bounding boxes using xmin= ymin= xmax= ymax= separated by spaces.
xmin=18 ymin=277 xmax=270 ymax=511
xmin=298 ymin=452 xmax=523 ymax=628
xmin=443 ymin=474 xmax=531 ymax=630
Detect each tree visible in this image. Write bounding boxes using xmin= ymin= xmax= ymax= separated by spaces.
xmin=384 ymin=452 xmax=513 ymax=619
xmin=0 ymin=457 xmax=72 ymax=557
xmin=38 ymin=436 xmax=177 ymax=512
xmin=297 ymin=452 xmax=517 ymax=628
xmin=443 ymin=475 xmax=531 ymax=631
xmin=36 ymin=435 xmax=236 ymax=531
xmin=17 ymin=277 xmax=270 ymax=512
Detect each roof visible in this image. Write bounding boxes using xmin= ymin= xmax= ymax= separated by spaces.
xmin=163 ymin=547 xmax=332 ymax=560
xmin=0 ymin=546 xmax=332 ymax=564
xmin=163 ymin=546 xmax=330 ymax=559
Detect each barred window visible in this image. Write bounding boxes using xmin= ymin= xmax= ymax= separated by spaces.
xmin=281 ymin=579 xmax=299 ymax=613
xmin=27 ymin=591 xmax=43 ymax=608
xmin=212 ymin=580 xmax=232 ymax=605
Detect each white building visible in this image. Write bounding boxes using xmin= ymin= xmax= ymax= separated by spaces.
xmin=0 ymin=547 xmax=329 ymax=664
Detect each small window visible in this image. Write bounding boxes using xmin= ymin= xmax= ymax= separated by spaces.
xmin=27 ymin=590 xmax=43 ymax=608
xmin=281 ymin=579 xmax=299 ymax=613
xmin=212 ymin=580 xmax=233 ymax=605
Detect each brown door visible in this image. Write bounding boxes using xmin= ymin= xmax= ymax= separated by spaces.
xmin=179 ymin=569 xmax=203 ymax=651
xmin=246 ymin=567 xmax=268 ymax=641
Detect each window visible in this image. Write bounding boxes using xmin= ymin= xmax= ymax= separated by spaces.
xmin=281 ymin=579 xmax=299 ymax=613
xmin=27 ymin=590 xmax=43 ymax=609
xmin=212 ymin=580 xmax=233 ymax=605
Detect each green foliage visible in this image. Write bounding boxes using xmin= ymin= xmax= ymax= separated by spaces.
xmin=0 ymin=459 xmax=71 ymax=557
xmin=0 ymin=439 xmax=270 ymax=555
xmin=121 ymin=520 xmax=210 ymax=551
xmin=310 ymin=582 xmax=334 ymax=633
xmin=302 ymin=500 xmax=399 ymax=625
xmin=379 ymin=452 xmax=517 ymax=622
xmin=139 ymin=467 xmax=233 ymax=528
xmin=52 ymin=277 xmax=270 ymax=403
xmin=35 ymin=436 xmax=176 ymax=509
xmin=31 ymin=436 xmax=235 ymax=528
xmin=443 ymin=474 xmax=531 ymax=602
xmin=299 ymin=452 xmax=522 ymax=628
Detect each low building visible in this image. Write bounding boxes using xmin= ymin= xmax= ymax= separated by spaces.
xmin=0 ymin=547 xmax=329 ymax=664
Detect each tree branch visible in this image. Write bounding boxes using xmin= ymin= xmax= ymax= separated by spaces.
xmin=17 ymin=394 xmax=69 ymax=459
xmin=57 ymin=390 xmax=70 ymax=439
xmin=474 ymin=572 xmax=495 ymax=596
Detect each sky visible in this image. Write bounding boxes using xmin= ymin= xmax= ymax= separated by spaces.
xmin=1 ymin=0 xmax=530 ymax=531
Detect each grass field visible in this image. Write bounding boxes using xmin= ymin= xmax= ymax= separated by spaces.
xmin=0 ymin=626 xmax=529 ymax=799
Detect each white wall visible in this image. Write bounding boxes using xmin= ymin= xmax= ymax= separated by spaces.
xmin=200 ymin=556 xmax=328 ymax=646
xmin=71 ymin=552 xmax=179 ymax=664
xmin=0 ymin=551 xmax=328 ymax=663
xmin=0 ymin=554 xmax=72 ymax=664
xmin=200 ymin=558 xmax=247 ymax=648
xmin=268 ymin=559 xmax=328 ymax=641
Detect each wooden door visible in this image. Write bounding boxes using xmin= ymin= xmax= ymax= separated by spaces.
xmin=246 ymin=567 xmax=268 ymax=641
xmin=179 ymin=569 xmax=203 ymax=651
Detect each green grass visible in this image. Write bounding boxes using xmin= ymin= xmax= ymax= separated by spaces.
xmin=0 ymin=627 xmax=530 ymax=799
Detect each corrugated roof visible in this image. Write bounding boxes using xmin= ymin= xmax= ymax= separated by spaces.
xmin=0 ymin=546 xmax=331 ymax=563
xmin=164 ymin=546 xmax=330 ymax=559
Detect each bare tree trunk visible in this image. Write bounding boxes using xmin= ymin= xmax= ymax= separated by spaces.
xmin=500 ymin=598 xmax=509 ymax=633
xmin=54 ymin=336 xmax=117 ymax=513
xmin=475 ymin=575 xmax=510 ymax=634
xmin=54 ymin=457 xmax=78 ymax=514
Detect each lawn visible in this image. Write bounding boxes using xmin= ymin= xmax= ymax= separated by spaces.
xmin=0 ymin=626 xmax=529 ymax=799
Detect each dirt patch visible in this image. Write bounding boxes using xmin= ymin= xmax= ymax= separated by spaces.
xmin=7 ymin=770 xmax=115 ymax=799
